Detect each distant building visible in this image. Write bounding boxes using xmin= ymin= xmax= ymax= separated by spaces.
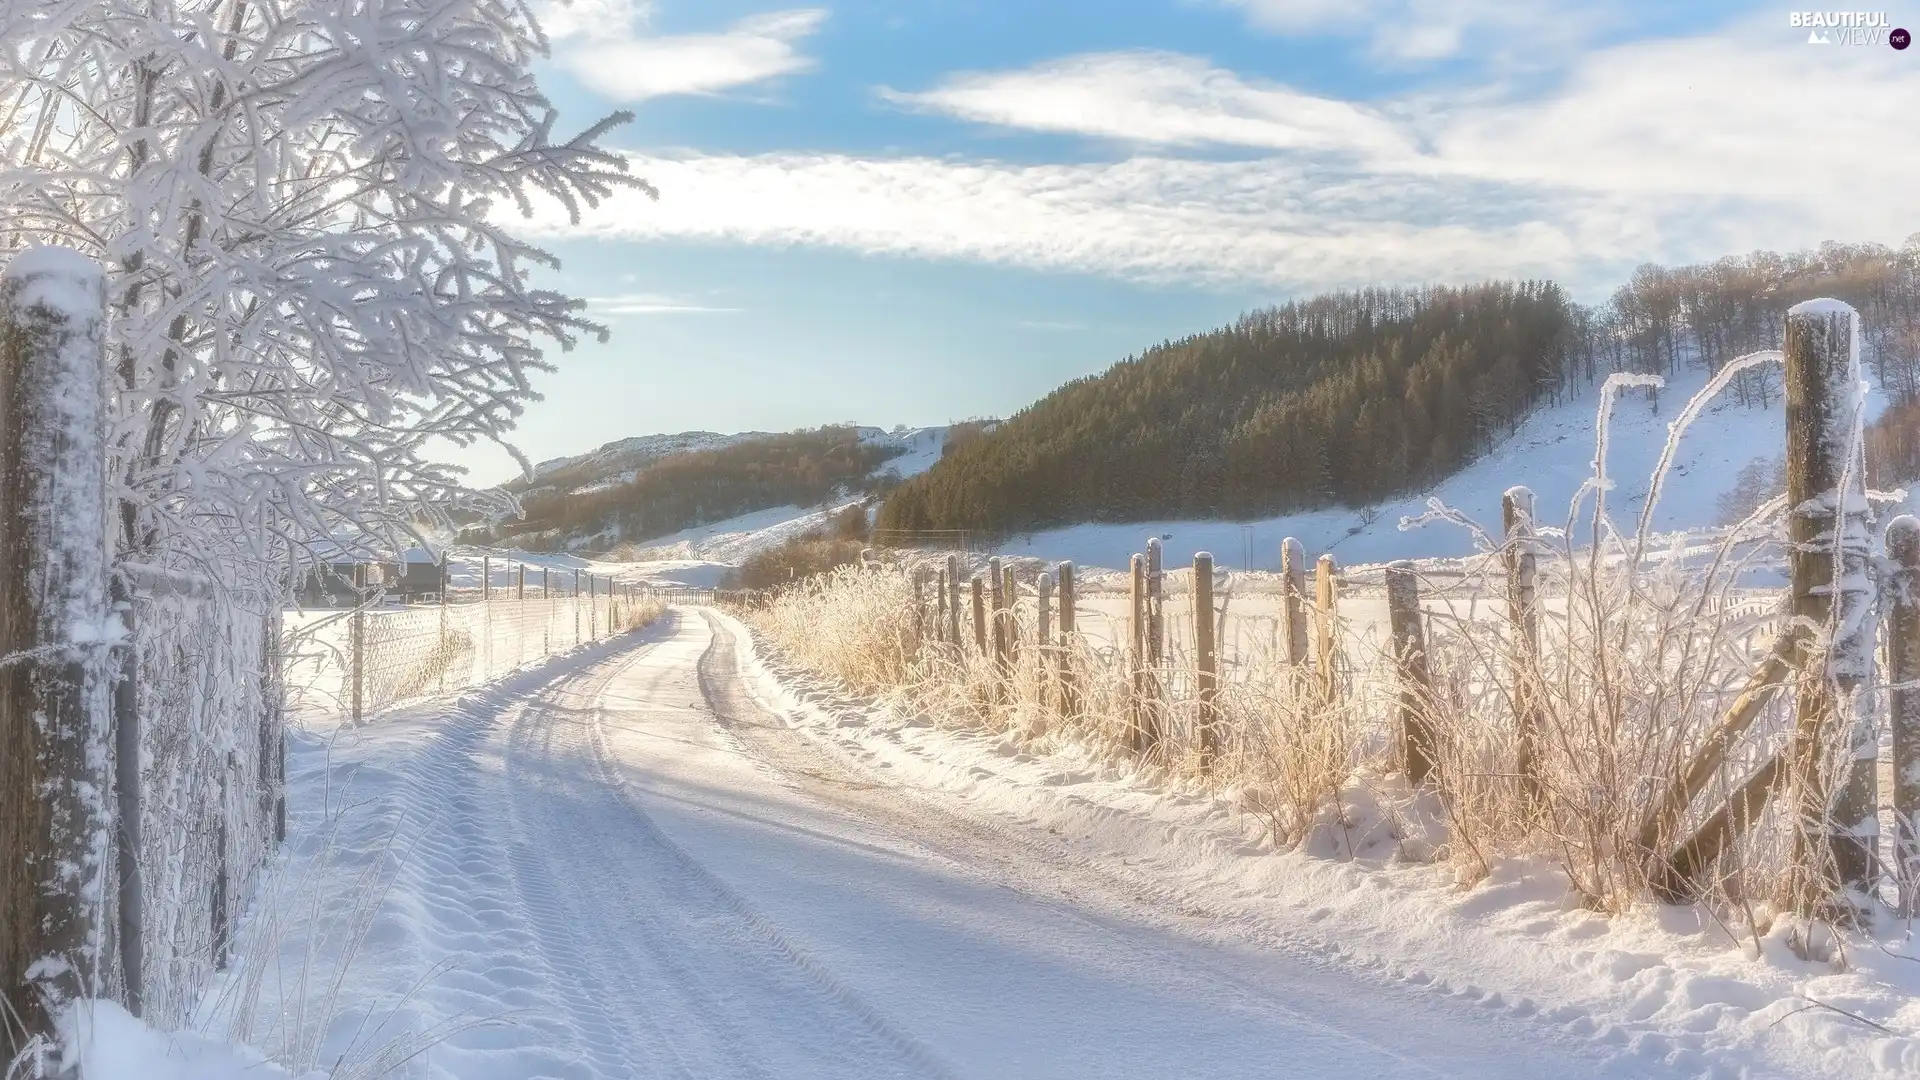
xmin=294 ymin=546 xmax=446 ymax=606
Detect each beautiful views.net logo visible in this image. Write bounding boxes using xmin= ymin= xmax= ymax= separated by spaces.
xmin=1788 ymin=10 xmax=1909 ymax=46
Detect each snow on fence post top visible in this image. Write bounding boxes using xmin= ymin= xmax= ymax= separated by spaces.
xmin=1783 ymin=297 xmax=1872 ymax=679
xmin=1501 ymin=486 xmax=1535 ymax=534
xmin=0 ymin=244 xmax=111 ymax=1045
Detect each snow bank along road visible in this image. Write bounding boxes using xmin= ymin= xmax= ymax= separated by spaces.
xmin=367 ymin=608 xmax=1684 ymax=1079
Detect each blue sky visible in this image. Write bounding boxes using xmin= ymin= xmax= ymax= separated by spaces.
xmin=466 ymin=0 xmax=1920 ymax=485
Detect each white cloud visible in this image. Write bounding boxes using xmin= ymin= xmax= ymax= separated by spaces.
xmin=540 ymin=1 xmax=825 ymax=102
xmin=532 ymin=22 xmax=1920 ymax=298
xmin=881 ymin=51 xmax=1411 ymax=156
xmin=867 ymin=29 xmax=1919 ymax=226
xmin=586 ymin=292 xmax=741 ymax=315
xmin=530 ymin=151 xmax=1657 ymax=293
xmin=1221 ymin=0 xmax=1596 ymax=65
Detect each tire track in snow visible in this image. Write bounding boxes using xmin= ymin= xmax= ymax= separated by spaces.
xmin=499 ymin=611 xmax=944 ymax=1079
xmin=690 ymin=610 xmax=1683 ymax=1080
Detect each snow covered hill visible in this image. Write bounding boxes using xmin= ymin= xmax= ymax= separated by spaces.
xmin=517 ymin=430 xmax=768 ymax=499
xmin=496 ymin=356 xmax=1891 ymax=584
xmin=996 ymin=363 xmax=1818 ymax=572
xmin=587 ymin=368 xmax=1813 ymax=579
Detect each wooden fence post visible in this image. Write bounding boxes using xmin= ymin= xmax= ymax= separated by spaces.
xmin=0 ymin=247 xmax=112 ymax=1043
xmin=1037 ymin=571 xmax=1054 ymax=712
xmin=1036 ymin=571 xmax=1053 ymax=651
xmin=1146 ymin=537 xmax=1164 ymax=672
xmin=1503 ymin=487 xmax=1543 ymax=811
xmin=1194 ymin=553 xmax=1218 ymax=773
xmin=1782 ymin=299 xmax=1876 ymax=910
xmin=1280 ymin=537 xmax=1308 ymax=667
xmin=1130 ymin=553 xmax=1152 ymax=753
xmin=113 ymin=581 xmax=142 ymax=1016
xmin=946 ymin=555 xmax=962 ymax=646
xmin=1314 ymin=554 xmax=1338 ymax=708
xmin=1889 ymin=516 xmax=1920 ymax=912
xmin=988 ymin=557 xmax=1007 ymax=673
xmin=1058 ymin=562 xmax=1079 ymax=720
xmin=1386 ymin=561 xmax=1434 ymax=784
xmin=1002 ymin=561 xmax=1020 ymax=665
xmin=971 ymin=575 xmax=987 ymax=654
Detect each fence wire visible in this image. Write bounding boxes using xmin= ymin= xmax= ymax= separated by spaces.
xmin=288 ymin=588 xmax=688 ymax=719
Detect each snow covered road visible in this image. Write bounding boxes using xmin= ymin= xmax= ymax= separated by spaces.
xmin=339 ymin=607 xmax=1683 ymax=1080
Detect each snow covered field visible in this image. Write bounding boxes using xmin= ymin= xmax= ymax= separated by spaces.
xmin=130 ymin=605 xmax=1918 ymax=1079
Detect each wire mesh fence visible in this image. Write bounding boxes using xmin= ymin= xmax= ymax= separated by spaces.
xmin=285 ymin=585 xmax=692 ymax=719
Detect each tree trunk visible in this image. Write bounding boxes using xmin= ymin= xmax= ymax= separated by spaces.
xmin=0 ymin=248 xmax=112 ymax=1049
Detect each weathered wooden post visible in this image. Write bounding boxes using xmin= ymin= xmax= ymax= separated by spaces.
xmin=1194 ymin=553 xmax=1218 ymax=773
xmin=516 ymin=563 xmax=527 ymax=665
xmin=114 ymin=582 xmax=143 ymax=1016
xmin=1781 ymin=299 xmax=1877 ymax=910
xmin=971 ymin=574 xmax=987 ymax=654
xmin=946 ymin=554 xmax=962 ymax=646
xmin=1314 ymin=554 xmax=1338 ymax=707
xmin=1504 ymin=487 xmax=1543 ymax=812
xmin=1037 ymin=571 xmax=1054 ymax=712
xmin=1386 ymin=561 xmax=1434 ymax=784
xmin=1002 ymin=561 xmax=1021 ymax=665
xmin=988 ymin=557 xmax=1007 ymax=672
xmin=1130 ymin=553 xmax=1156 ymax=754
xmin=1280 ymin=537 xmax=1308 ymax=667
xmin=1036 ymin=571 xmax=1054 ymax=651
xmin=1890 ymin=516 xmax=1920 ymax=911
xmin=0 ymin=247 xmax=112 ymax=1043
xmin=483 ymin=554 xmax=493 ymax=678
xmin=1146 ymin=537 xmax=1165 ymax=673
xmin=1058 ymin=561 xmax=1080 ymax=720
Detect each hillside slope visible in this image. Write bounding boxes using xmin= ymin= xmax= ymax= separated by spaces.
xmin=879 ymin=282 xmax=1581 ymax=536
xmin=481 ymin=426 xmax=951 ymax=554
xmin=995 ymin=364 xmax=1794 ymax=571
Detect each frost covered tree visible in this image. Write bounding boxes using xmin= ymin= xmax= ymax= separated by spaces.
xmin=0 ymin=0 xmax=650 ymax=584
xmin=0 ymin=0 xmax=650 ymax=1047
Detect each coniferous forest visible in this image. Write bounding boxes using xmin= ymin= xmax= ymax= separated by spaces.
xmin=878 ymin=240 xmax=1920 ymax=537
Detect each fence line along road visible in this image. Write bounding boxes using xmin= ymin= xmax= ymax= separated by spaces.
xmin=286 ymin=579 xmax=712 ymax=721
